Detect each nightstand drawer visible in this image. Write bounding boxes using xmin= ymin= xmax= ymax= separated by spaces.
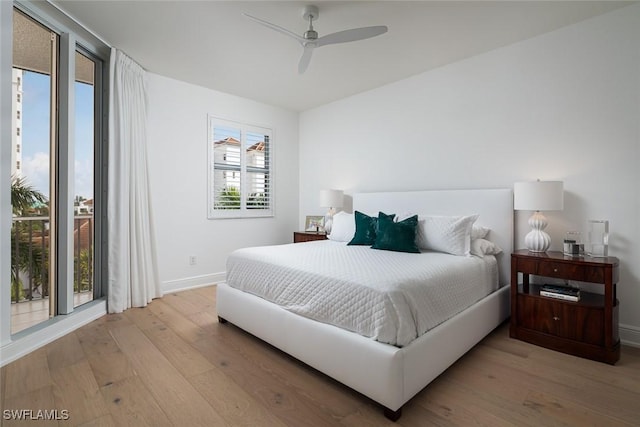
xmin=584 ymin=266 xmax=605 ymax=283
xmin=537 ymin=261 xmax=585 ymax=281
xmin=516 ymin=257 xmax=537 ymax=274
xmin=516 ymin=295 xmax=604 ymax=346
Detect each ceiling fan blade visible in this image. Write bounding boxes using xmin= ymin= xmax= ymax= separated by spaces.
xmin=298 ymin=45 xmax=314 ymax=74
xmin=243 ymin=13 xmax=304 ymax=44
xmin=317 ymin=25 xmax=388 ymax=47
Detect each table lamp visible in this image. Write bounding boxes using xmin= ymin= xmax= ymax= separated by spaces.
xmin=514 ymin=180 xmax=564 ymax=252
xmin=320 ymin=189 xmax=343 ymax=235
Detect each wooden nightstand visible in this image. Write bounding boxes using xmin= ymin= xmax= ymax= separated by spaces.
xmin=510 ymin=250 xmax=620 ymax=364
xmin=293 ymin=231 xmax=328 ymax=243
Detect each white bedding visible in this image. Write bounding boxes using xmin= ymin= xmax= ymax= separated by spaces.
xmin=226 ymin=240 xmax=498 ymax=347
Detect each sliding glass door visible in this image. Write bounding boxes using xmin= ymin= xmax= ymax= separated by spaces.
xmin=11 ymin=9 xmax=58 ymax=333
xmin=10 ymin=6 xmax=104 ymax=334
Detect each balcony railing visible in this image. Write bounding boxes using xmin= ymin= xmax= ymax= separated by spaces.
xmin=11 ymin=215 xmax=94 ymax=304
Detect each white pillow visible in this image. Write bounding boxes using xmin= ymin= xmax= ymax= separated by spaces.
xmin=416 ymin=214 xmax=479 ymax=256
xmin=328 ymin=211 xmax=355 ymax=242
xmin=471 ymin=225 xmax=490 ymax=240
xmin=470 ymin=238 xmax=502 ymax=257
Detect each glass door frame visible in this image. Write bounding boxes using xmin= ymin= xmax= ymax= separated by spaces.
xmin=74 ymin=45 xmax=106 ymax=305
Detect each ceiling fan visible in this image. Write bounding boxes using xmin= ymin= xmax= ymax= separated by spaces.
xmin=244 ymin=5 xmax=388 ymax=74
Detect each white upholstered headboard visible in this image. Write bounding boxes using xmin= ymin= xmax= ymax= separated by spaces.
xmin=353 ymin=188 xmax=513 ymax=287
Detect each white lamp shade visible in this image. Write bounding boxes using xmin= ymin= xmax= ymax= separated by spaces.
xmin=320 ymin=189 xmax=344 ymax=208
xmin=514 ymin=181 xmax=564 ymax=211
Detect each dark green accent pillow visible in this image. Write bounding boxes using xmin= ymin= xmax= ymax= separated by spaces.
xmin=372 ymin=213 xmax=420 ymax=253
xmin=348 ymin=211 xmax=394 ymax=246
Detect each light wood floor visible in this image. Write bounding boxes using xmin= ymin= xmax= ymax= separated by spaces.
xmin=2 ymin=285 xmax=639 ymax=426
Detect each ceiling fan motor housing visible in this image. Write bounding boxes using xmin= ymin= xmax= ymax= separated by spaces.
xmin=304 ymin=29 xmax=318 ymax=40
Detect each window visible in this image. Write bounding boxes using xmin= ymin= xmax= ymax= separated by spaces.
xmin=208 ymin=116 xmax=273 ymax=218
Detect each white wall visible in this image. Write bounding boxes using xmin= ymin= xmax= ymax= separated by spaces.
xmin=147 ymin=74 xmax=299 ymax=293
xmin=299 ymin=5 xmax=640 ymax=343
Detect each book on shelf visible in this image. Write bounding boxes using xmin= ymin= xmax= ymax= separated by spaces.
xmin=540 ymin=284 xmax=580 ymax=302
xmin=540 ymin=290 xmax=580 ymax=302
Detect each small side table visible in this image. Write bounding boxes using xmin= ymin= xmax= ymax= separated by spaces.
xmin=293 ymin=231 xmax=328 ymax=243
xmin=510 ymin=249 xmax=620 ymax=364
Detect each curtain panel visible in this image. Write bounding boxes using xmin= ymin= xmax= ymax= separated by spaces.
xmin=107 ymin=48 xmax=161 ymax=313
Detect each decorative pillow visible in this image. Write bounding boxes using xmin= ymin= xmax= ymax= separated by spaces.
xmin=416 ymin=214 xmax=479 ymax=256
xmin=328 ymin=211 xmax=355 ymax=242
xmin=372 ymin=213 xmax=420 ymax=253
xmin=348 ymin=211 xmax=395 ymax=245
xmin=471 ymin=225 xmax=490 ymax=240
xmin=470 ymin=238 xmax=503 ymax=257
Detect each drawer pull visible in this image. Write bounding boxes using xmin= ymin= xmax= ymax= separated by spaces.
xmin=553 ymin=316 xmax=560 ymax=321
xmin=553 ymin=268 xmax=558 ymax=273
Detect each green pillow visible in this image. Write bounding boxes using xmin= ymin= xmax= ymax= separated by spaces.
xmin=348 ymin=211 xmax=394 ymax=246
xmin=372 ymin=213 xmax=420 ymax=253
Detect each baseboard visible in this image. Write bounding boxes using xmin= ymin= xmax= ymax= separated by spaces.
xmin=620 ymin=323 xmax=640 ymax=348
xmin=161 ymin=272 xmax=225 ymax=294
xmin=0 ymin=299 xmax=107 ymax=367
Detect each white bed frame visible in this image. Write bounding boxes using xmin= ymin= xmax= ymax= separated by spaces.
xmin=216 ymin=189 xmax=513 ymax=420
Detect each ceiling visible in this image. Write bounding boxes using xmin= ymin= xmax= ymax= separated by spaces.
xmin=51 ymin=1 xmax=634 ymax=112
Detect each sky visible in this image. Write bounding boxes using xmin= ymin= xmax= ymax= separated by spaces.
xmin=21 ymin=70 xmax=94 ymax=200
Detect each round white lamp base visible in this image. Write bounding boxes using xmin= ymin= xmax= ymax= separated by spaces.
xmin=525 ymin=211 xmax=551 ymax=253
xmin=525 ymin=230 xmax=551 ymax=252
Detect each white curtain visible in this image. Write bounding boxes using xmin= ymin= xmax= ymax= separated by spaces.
xmin=107 ymin=48 xmax=161 ymax=313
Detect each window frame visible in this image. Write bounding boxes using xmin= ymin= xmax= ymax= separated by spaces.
xmin=207 ymin=115 xmax=274 ymax=219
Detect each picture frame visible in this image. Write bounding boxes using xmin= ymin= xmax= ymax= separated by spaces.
xmin=305 ymin=215 xmax=325 ymax=232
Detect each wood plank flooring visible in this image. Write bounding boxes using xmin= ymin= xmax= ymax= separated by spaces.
xmin=2 ymin=284 xmax=639 ymax=426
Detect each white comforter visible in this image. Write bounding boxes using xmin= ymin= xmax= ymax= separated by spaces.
xmin=226 ymin=240 xmax=498 ymax=347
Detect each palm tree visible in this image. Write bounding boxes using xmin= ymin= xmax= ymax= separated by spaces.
xmin=11 ymin=175 xmax=46 ymax=216
xmin=10 ymin=176 xmax=48 ymax=302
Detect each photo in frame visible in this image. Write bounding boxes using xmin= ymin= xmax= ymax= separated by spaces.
xmin=305 ymin=215 xmax=325 ymax=232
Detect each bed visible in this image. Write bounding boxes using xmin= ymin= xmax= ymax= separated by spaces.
xmin=216 ymin=188 xmax=513 ymax=420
